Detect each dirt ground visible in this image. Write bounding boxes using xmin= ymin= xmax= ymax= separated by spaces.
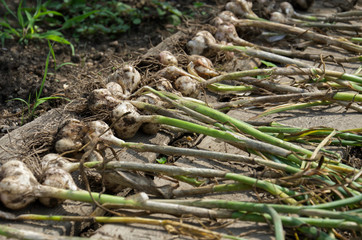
xmin=0 ymin=0 xmax=361 ymax=239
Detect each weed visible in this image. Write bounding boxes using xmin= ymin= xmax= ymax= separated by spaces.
xmin=0 ymin=0 xmax=98 ymax=53
xmin=10 ymin=41 xmax=69 ymax=123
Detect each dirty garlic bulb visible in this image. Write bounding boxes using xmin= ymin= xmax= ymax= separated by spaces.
xmin=211 ymin=16 xmax=225 ymax=27
xmin=0 ymin=160 xmax=38 ymax=210
xmin=88 ymin=88 xmax=122 ymax=113
xmin=216 ymin=23 xmax=254 ymax=48
xmin=41 ymin=153 xmax=76 ymax=173
xmin=135 ymin=93 xmax=162 ymax=135
xmin=189 ymin=55 xmax=219 ymax=78
xmin=107 ymin=64 xmax=141 ymax=96
xmin=106 ymin=81 xmax=124 ymax=99
xmin=39 ymin=168 xmax=77 ymax=207
xmin=280 ymin=2 xmax=294 ymax=18
xmin=112 ymin=101 xmax=143 ymax=139
xmin=225 ymin=0 xmax=258 ymax=19
xmin=174 ymin=76 xmax=200 ymax=98
xmin=158 ymin=66 xmax=192 ymax=81
xmin=54 ymin=119 xmax=88 ymax=154
xmin=270 ymin=12 xmax=287 ymax=23
xmin=155 ymin=78 xmax=176 ymax=93
xmin=218 ymin=11 xmax=240 ymax=23
xmin=135 ymin=92 xmax=162 ymax=106
xmin=87 ymin=120 xmax=124 ymax=147
xmin=159 ymin=51 xmax=178 ymax=66
xmin=186 ymin=31 xmax=216 ymax=56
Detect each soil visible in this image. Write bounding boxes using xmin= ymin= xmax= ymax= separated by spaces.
xmin=0 ymin=0 xmax=361 ymax=239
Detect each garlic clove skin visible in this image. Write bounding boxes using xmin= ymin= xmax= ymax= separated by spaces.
xmin=112 ymin=101 xmax=143 ymax=139
xmin=54 ymin=119 xmax=88 ymax=154
xmin=159 ymin=51 xmax=178 ymax=66
xmin=39 ymin=168 xmax=77 ymax=207
xmin=108 ymin=65 xmax=141 ymax=95
xmin=0 ymin=160 xmax=38 ymax=210
xmin=106 ymin=82 xmax=124 ymax=99
xmin=174 ymin=76 xmax=200 ymax=98
xmin=88 ymin=88 xmax=121 ymax=113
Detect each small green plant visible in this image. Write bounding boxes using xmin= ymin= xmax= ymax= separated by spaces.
xmin=48 ymin=42 xmax=75 ymax=71
xmin=255 ymin=60 xmax=278 ymax=79
xmin=151 ymin=0 xmax=183 ymax=26
xmin=156 ymin=156 xmax=167 ymax=164
xmin=11 ymin=41 xmax=69 ymax=123
xmin=0 ymin=0 xmax=98 ymax=53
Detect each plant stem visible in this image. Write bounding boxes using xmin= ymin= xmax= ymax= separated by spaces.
xmin=0 ymin=224 xmax=88 ymax=240
xmin=14 ymin=214 xmax=245 ymax=240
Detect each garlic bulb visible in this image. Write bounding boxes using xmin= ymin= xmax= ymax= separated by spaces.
xmin=134 ymin=93 xmax=162 ymax=135
xmin=107 ymin=65 xmax=141 ymax=95
xmin=41 ymin=153 xmax=76 ymax=173
xmin=112 ymin=101 xmax=143 ymax=139
xmin=211 ymin=17 xmax=225 ymax=27
xmin=158 ymin=66 xmax=191 ymax=80
xmin=225 ymin=2 xmax=245 ymax=17
xmin=189 ymin=55 xmax=218 ymax=78
xmin=186 ymin=31 xmax=216 ymax=56
xmin=216 ymin=23 xmax=254 ymax=48
xmin=270 ymin=12 xmax=287 ymax=23
xmin=0 ymin=160 xmax=37 ymax=210
xmin=135 ymin=92 xmax=162 ymax=106
xmin=55 ymin=119 xmax=88 ymax=154
xmin=174 ymin=76 xmax=200 ymax=98
xmin=39 ymin=168 xmax=77 ymax=207
xmin=88 ymin=88 xmax=121 ymax=113
xmin=87 ymin=120 xmax=121 ymax=147
xmin=280 ymin=2 xmax=294 ymax=18
xmin=106 ymin=82 xmax=124 ymax=99
xmin=159 ymin=51 xmax=178 ymax=66
xmin=155 ymin=78 xmax=175 ymax=92
xmin=226 ymin=0 xmax=258 ymax=19
xmin=218 ymin=11 xmax=240 ymax=23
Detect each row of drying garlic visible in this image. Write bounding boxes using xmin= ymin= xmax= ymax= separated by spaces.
xmin=85 ymin=50 xmax=221 ymax=140
xmin=0 ymin=120 xmax=132 ymax=210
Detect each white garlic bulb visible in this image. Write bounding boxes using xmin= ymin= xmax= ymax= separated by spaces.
xmin=159 ymin=51 xmax=178 ymax=66
xmin=39 ymin=168 xmax=77 ymax=207
xmin=174 ymin=76 xmax=200 ymax=98
xmin=0 ymin=160 xmax=37 ymax=210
